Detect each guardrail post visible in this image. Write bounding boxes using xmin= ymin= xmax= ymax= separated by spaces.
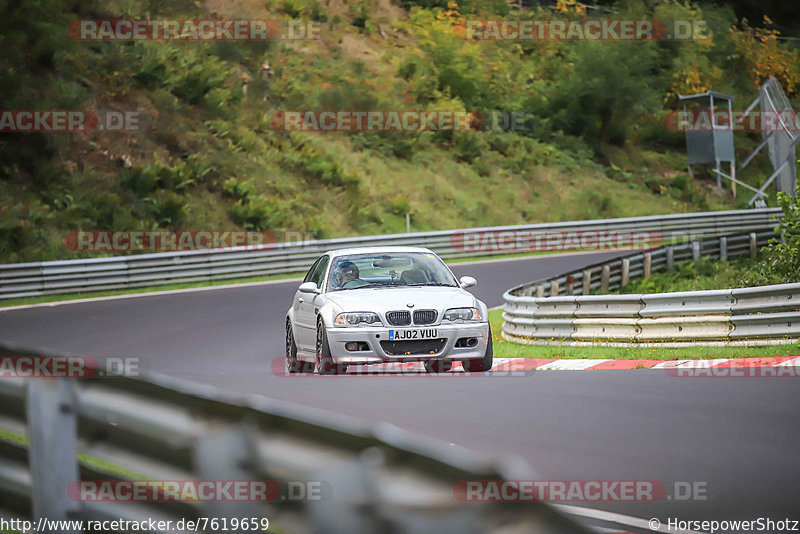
xmin=601 ymin=265 xmax=610 ymax=292
xmin=643 ymin=253 xmax=652 ymax=278
xmin=26 ymin=379 xmax=81 ymax=531
xmin=621 ymin=259 xmax=630 ymax=287
xmin=666 ymin=247 xmax=675 ymax=272
xmin=720 ymin=237 xmax=727 ymax=260
xmin=536 ymin=284 xmax=545 ymax=298
xmin=565 ymin=276 xmax=574 ymax=295
xmin=692 ymin=241 xmax=701 ymax=263
xmin=195 ymin=425 xmax=260 ymax=521
xmin=582 ymin=270 xmax=591 ymax=295
xmin=521 ymin=286 xmax=533 ymax=297
xmin=749 ymin=233 xmax=757 ymax=258
xmin=550 ymin=280 xmax=559 ymax=296
xmin=310 ymin=448 xmax=398 ymax=534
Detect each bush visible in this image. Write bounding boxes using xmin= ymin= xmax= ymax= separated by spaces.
xmin=284 ymin=141 xmax=361 ymax=188
xmin=671 ymin=174 xmax=690 ymax=190
xmin=280 ymin=0 xmax=327 ymax=20
xmin=144 ymin=191 xmax=186 ymax=226
xmin=348 ymin=1 xmax=375 ymax=30
xmin=131 ymin=42 xmax=233 ymax=105
xmin=229 ymin=196 xmax=281 ymax=230
xmin=742 ymin=187 xmax=800 ymax=285
xmin=123 ymin=162 xmax=195 ymax=196
xmin=452 ymin=133 xmax=488 ymax=163
xmin=545 ymin=40 xmax=659 ymax=146
xmin=222 ymin=178 xmax=252 ymax=202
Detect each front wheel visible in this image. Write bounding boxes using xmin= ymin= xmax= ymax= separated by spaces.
xmin=463 ymin=325 xmax=493 ymax=372
xmin=316 ymin=320 xmax=346 ymax=375
xmin=286 ymin=319 xmax=313 ymax=374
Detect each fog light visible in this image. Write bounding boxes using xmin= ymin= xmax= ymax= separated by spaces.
xmin=455 ymin=337 xmax=479 ymax=348
xmin=345 ymin=342 xmax=358 ymax=351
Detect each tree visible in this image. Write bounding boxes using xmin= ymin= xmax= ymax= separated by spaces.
xmin=546 ymin=40 xmax=660 ymax=146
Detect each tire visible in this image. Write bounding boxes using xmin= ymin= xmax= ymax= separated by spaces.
xmin=424 ymin=360 xmax=452 ymax=373
xmin=286 ymin=319 xmax=312 ymax=374
xmin=316 ymin=319 xmax=346 ymax=375
xmin=464 ymin=325 xmax=493 ymax=372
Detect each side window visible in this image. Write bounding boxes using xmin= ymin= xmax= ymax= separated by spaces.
xmin=305 ymin=255 xmax=330 ymax=288
xmin=304 ymin=257 xmax=323 ymax=283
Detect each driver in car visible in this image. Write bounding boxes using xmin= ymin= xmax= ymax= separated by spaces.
xmin=334 ymin=260 xmax=360 ymax=288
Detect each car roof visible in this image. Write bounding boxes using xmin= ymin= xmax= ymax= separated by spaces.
xmin=323 ymin=246 xmax=436 ymax=258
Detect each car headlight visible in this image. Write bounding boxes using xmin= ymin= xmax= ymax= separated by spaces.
xmin=334 ymin=312 xmax=382 ymax=326
xmin=443 ymin=307 xmax=482 ymax=322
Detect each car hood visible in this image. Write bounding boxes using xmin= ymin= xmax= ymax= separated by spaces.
xmin=325 ymin=286 xmax=477 ymax=314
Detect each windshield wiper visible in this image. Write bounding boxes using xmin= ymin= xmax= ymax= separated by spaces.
xmin=404 ymin=282 xmax=457 ymax=287
xmin=337 ymin=282 xmax=384 ymax=291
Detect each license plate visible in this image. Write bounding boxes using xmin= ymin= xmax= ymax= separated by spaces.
xmin=389 ymin=329 xmax=438 ymax=340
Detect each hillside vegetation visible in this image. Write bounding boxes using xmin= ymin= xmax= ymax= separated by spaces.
xmin=1 ymin=0 xmax=799 ymax=262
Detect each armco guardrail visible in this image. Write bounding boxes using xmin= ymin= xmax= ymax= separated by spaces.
xmin=0 ymin=344 xmax=588 ymax=534
xmin=0 ymin=208 xmax=781 ymax=300
xmin=503 ymin=232 xmax=800 ymax=345
xmin=504 ymin=284 xmax=800 ymax=345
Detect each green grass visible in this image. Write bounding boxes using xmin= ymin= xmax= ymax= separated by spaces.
xmin=0 ymin=427 xmax=147 ymax=480
xmin=0 ymin=427 xmax=27 ymax=446
xmin=489 ymin=309 xmax=800 ymax=360
xmin=605 ymin=256 xmax=769 ymax=295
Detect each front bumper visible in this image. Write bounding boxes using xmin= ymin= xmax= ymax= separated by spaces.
xmin=325 ymin=322 xmax=490 ymax=365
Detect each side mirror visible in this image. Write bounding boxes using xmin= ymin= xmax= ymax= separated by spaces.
xmin=298 ymin=281 xmax=320 ymax=294
xmin=459 ymin=276 xmax=477 ymax=289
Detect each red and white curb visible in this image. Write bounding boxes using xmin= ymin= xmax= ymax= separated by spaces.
xmin=346 ymin=356 xmax=800 ymax=373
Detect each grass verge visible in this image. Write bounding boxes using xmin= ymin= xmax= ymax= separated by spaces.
xmin=0 ymin=427 xmax=146 ymax=480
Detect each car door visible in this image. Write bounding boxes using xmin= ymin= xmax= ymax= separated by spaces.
xmin=294 ymin=255 xmax=329 ymax=352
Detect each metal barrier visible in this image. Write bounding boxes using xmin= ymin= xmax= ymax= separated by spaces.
xmin=0 ymin=344 xmax=588 ymax=534
xmin=0 ymin=209 xmax=781 ymax=300
xmin=502 ymin=233 xmax=800 ymax=344
xmin=738 ymin=77 xmax=799 ymax=205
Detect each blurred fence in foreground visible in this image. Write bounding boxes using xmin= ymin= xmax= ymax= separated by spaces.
xmin=0 ymin=343 xmax=588 ymax=534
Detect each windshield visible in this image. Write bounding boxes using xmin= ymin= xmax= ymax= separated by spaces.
xmin=327 ymin=252 xmax=458 ymax=291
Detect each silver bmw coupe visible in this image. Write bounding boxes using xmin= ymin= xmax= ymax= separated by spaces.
xmin=285 ymin=247 xmax=493 ymax=374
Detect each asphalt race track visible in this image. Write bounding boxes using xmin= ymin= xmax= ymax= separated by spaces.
xmin=1 ymin=251 xmax=798 ymax=532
